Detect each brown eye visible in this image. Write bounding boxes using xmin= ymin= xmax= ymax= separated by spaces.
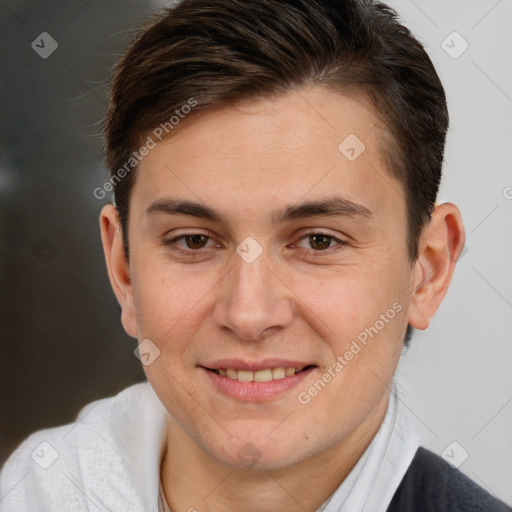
xmin=291 ymin=232 xmax=346 ymax=255
xmin=184 ymin=234 xmax=209 ymax=249
xmin=163 ymin=232 xmax=220 ymax=256
xmin=308 ymin=234 xmax=333 ymax=251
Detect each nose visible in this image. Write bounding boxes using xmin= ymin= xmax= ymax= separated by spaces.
xmin=213 ymin=247 xmax=294 ymax=340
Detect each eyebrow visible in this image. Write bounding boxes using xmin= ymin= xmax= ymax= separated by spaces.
xmin=145 ymin=196 xmax=373 ymax=224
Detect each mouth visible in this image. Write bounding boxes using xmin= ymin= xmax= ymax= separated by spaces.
xmin=205 ymin=365 xmax=316 ymax=382
xmin=200 ymin=361 xmax=318 ymax=401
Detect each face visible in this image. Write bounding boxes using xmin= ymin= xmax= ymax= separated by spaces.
xmin=111 ymin=86 xmax=418 ymax=469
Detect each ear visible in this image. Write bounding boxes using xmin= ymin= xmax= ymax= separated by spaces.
xmin=99 ymin=204 xmax=138 ymax=338
xmin=407 ymin=202 xmax=465 ymax=330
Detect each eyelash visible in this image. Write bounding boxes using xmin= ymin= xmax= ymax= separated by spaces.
xmin=162 ymin=231 xmax=348 ymax=257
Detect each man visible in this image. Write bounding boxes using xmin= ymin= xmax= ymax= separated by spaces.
xmin=1 ymin=0 xmax=509 ymax=510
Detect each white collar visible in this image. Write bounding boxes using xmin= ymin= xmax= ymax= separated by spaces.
xmin=319 ymin=376 xmax=421 ymax=511
xmin=140 ymin=384 xmax=168 ymax=511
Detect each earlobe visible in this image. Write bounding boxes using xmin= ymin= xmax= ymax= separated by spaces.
xmin=407 ymin=202 xmax=465 ymax=331
xmin=99 ymin=204 xmax=138 ymax=338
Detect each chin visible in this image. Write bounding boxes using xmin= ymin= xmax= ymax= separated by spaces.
xmin=209 ymin=431 xmax=310 ymax=471
xmin=223 ymin=449 xmax=301 ymax=472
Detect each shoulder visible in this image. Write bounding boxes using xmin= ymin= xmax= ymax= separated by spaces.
xmin=0 ymin=382 xmax=157 ymax=512
xmin=387 ymin=446 xmax=511 ymax=512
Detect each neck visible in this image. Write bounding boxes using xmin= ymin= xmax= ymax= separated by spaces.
xmin=161 ymin=394 xmax=389 ymax=512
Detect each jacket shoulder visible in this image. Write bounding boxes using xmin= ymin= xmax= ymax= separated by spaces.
xmin=387 ymin=447 xmax=511 ymax=512
xmin=0 ymin=382 xmax=152 ymax=512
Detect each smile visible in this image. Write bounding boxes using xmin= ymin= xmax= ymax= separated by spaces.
xmin=202 ymin=362 xmax=317 ymax=401
xmin=211 ymin=366 xmax=312 ymax=382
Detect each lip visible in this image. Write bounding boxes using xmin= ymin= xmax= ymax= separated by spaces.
xmin=201 ymin=358 xmax=314 ymax=372
xmin=201 ymin=365 xmax=317 ymax=402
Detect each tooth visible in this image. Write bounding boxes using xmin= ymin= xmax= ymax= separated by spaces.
xmin=272 ymin=367 xmax=286 ymax=379
xmin=237 ymin=370 xmax=254 ymax=382
xmin=223 ymin=367 xmax=304 ymax=381
xmin=226 ymin=369 xmax=238 ymax=380
xmin=254 ymin=369 xmax=273 ymax=382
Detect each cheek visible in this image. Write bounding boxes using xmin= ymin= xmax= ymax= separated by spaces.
xmin=130 ymin=262 xmax=215 ymax=348
xmin=288 ymin=260 xmax=409 ymax=371
xmin=290 ymin=265 xmax=400 ymax=327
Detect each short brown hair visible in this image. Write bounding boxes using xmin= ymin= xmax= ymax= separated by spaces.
xmin=104 ymin=0 xmax=448 ymax=266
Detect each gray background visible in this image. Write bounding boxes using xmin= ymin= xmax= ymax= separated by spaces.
xmin=0 ymin=0 xmax=511 ymax=506
xmin=387 ymin=0 xmax=512 ymax=505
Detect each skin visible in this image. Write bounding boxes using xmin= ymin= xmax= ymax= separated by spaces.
xmin=100 ymin=86 xmax=465 ymax=512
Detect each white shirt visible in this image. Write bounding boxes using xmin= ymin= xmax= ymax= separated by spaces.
xmin=0 ymin=377 xmax=420 ymax=512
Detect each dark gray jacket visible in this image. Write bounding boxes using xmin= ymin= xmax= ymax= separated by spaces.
xmin=387 ymin=447 xmax=511 ymax=512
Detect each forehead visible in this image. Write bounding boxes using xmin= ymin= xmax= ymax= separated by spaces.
xmin=133 ymin=86 xmax=403 ymax=224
